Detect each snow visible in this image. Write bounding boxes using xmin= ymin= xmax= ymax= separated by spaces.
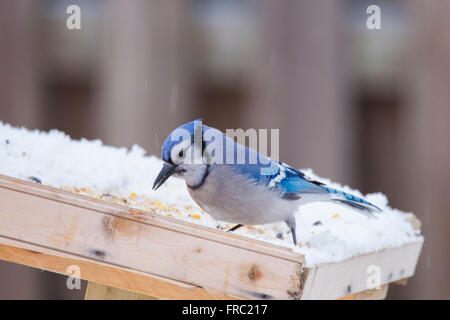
xmin=0 ymin=122 xmax=423 ymax=267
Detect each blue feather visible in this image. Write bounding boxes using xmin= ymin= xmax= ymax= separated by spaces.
xmin=321 ymin=186 xmax=381 ymax=212
xmin=232 ymin=160 xmax=323 ymax=196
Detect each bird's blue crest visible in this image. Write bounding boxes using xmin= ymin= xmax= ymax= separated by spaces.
xmin=161 ymin=119 xmax=209 ymax=163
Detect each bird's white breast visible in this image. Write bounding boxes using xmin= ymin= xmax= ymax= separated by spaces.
xmin=187 ymin=165 xmax=300 ymax=225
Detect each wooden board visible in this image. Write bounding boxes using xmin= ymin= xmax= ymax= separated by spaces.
xmin=0 ymin=174 xmax=423 ymax=299
xmin=300 ymin=241 xmax=422 ymax=299
xmin=0 ymin=175 xmax=303 ymax=299
xmin=0 ymin=239 xmax=236 ymax=299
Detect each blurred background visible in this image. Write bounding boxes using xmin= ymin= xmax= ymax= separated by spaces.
xmin=0 ymin=0 xmax=447 ymax=299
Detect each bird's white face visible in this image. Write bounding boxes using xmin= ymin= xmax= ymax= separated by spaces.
xmin=169 ymin=139 xmax=192 ymax=165
xmin=168 ymin=140 xmax=209 ymax=189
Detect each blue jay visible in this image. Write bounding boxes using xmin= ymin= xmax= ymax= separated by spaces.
xmin=153 ymin=120 xmax=381 ymax=245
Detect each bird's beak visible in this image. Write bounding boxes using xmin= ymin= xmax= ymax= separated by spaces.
xmin=153 ymin=163 xmax=178 ymax=191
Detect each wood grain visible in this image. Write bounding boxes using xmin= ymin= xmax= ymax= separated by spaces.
xmin=85 ymin=282 xmax=158 ymax=300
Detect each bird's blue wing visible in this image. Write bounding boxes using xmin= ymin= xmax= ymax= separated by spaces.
xmin=267 ymin=162 xmax=325 ymax=198
xmin=231 ymin=158 xmax=324 ymax=199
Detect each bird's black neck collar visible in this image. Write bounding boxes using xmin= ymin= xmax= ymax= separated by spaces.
xmin=187 ymin=165 xmax=211 ymax=190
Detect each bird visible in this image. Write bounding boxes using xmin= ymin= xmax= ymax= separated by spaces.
xmin=153 ymin=120 xmax=381 ymax=245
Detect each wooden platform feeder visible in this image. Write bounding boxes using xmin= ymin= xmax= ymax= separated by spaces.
xmin=0 ymin=174 xmax=423 ymax=300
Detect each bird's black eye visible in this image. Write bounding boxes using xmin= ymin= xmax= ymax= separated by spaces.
xmin=178 ymin=150 xmax=184 ymax=158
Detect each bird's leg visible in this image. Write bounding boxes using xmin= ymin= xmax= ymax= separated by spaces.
xmin=290 ymin=227 xmax=297 ymax=246
xmin=227 ymin=224 xmax=244 ymax=232
xmin=285 ymin=216 xmax=297 ymax=246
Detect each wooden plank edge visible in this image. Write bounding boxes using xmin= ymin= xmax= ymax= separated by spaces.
xmin=338 ymin=284 xmax=389 ymax=300
xmin=0 ymin=240 xmax=239 ymax=300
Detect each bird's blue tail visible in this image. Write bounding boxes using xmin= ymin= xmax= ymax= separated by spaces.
xmin=321 ymin=186 xmax=381 ymax=215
